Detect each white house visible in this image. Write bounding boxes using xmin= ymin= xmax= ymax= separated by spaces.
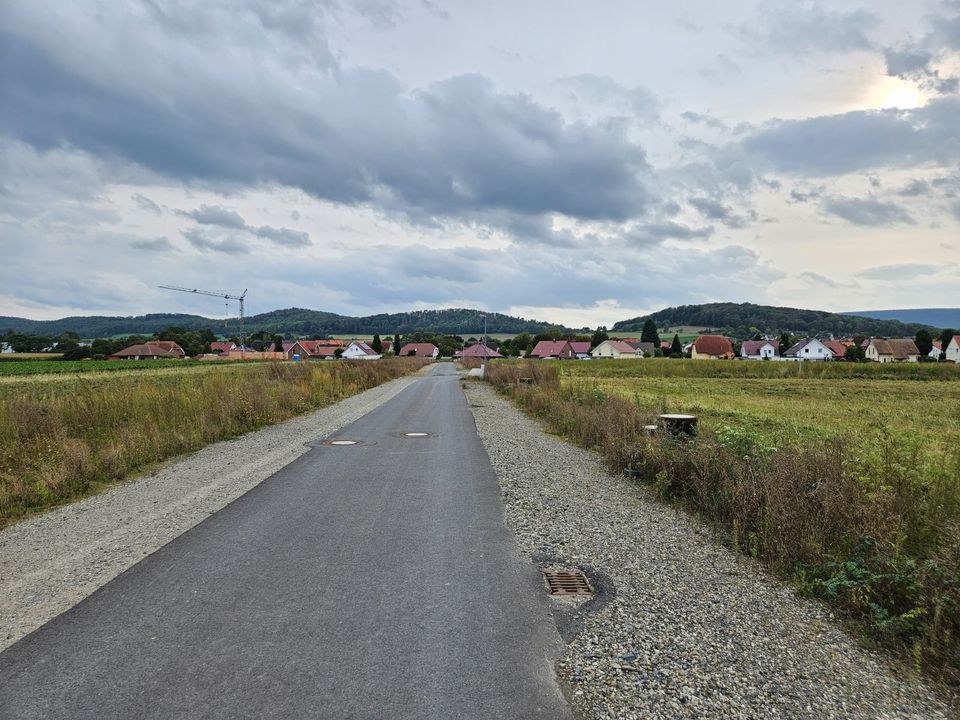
xmin=741 ymin=339 xmax=779 ymax=360
xmin=929 ymin=341 xmax=943 ymax=360
xmin=783 ymin=338 xmax=833 ymax=361
xmin=591 ymin=339 xmax=640 ymax=359
xmin=864 ymin=338 xmax=920 ymax=363
xmin=341 ymin=341 xmax=381 ymax=360
xmin=946 ymin=335 xmax=960 ymax=363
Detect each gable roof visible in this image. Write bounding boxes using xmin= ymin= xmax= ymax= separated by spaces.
xmin=210 ymin=341 xmax=236 ymax=354
xmin=399 ymin=343 xmax=438 ymax=357
xmin=634 ymin=341 xmax=656 ymax=356
xmin=741 ymin=339 xmax=779 ymax=356
xmin=110 ymin=343 xmax=183 ymax=359
xmin=530 ymin=340 xmax=568 ymax=358
xmin=692 ymin=334 xmax=733 ymax=356
xmin=457 ymin=343 xmax=503 ymax=358
xmin=821 ymin=340 xmax=849 ymax=357
xmin=569 ymin=341 xmax=591 ymax=354
xmin=870 ymin=338 xmax=919 ymax=359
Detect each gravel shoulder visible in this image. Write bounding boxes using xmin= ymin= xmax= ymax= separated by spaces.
xmin=0 ymin=369 xmax=427 ymax=651
xmin=464 ymin=380 xmax=956 ymax=720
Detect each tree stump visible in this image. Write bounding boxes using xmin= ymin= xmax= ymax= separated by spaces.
xmin=657 ymin=414 xmax=698 ymax=438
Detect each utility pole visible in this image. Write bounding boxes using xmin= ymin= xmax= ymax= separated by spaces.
xmin=158 ymin=285 xmax=248 ymax=350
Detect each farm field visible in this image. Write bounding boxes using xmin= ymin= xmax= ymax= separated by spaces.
xmin=0 ymin=358 xmax=427 ymax=526
xmin=485 ymin=358 xmax=960 ymax=685
xmin=0 ymin=358 xmax=226 ymax=378
xmin=561 ymin=358 xmax=960 ymax=457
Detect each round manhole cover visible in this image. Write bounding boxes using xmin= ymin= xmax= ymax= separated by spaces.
xmin=323 ymin=439 xmax=362 ymax=446
xmin=404 ymin=432 xmax=430 ymax=437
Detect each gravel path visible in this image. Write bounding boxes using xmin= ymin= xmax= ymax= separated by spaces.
xmin=0 ymin=369 xmax=427 ymax=652
xmin=464 ymin=381 xmax=956 ymax=720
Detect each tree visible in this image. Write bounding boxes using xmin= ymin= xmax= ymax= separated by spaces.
xmin=844 ymin=344 xmax=865 ymax=362
xmin=273 ymin=334 xmax=285 ymax=352
xmin=914 ymin=329 xmax=933 ymax=358
xmin=393 ymin=334 xmax=402 ymax=354
xmin=371 ymin=333 xmax=383 ymax=354
xmin=640 ymin=319 xmax=661 ymax=346
xmin=590 ymin=327 xmax=609 ymax=348
xmin=939 ymin=329 xmax=955 ymax=360
xmin=670 ymin=333 xmax=683 ymax=357
xmin=779 ymin=333 xmax=795 ymax=353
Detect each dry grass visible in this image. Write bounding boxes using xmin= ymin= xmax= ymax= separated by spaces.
xmin=0 ymin=359 xmax=427 ymax=526
xmin=485 ymin=361 xmax=960 ymax=687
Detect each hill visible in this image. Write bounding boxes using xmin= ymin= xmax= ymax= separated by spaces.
xmin=843 ymin=308 xmax=960 ymax=329
xmin=0 ymin=307 xmax=564 ymax=338
xmin=612 ymin=302 xmax=937 ymax=338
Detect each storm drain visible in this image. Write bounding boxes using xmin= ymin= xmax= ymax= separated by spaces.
xmin=543 ymin=569 xmax=593 ymax=596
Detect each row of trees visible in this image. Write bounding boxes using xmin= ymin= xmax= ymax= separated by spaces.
xmin=1 ymin=327 xmax=218 ymax=360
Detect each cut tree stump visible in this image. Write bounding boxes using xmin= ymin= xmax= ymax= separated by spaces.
xmin=657 ymin=414 xmax=698 ymax=438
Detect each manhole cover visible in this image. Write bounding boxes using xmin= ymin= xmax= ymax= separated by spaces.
xmin=323 ymin=439 xmax=362 ymax=446
xmin=403 ymin=432 xmax=430 ymax=437
xmin=543 ymin=569 xmax=593 ymax=596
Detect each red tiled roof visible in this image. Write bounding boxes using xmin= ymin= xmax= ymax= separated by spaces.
xmin=530 ymin=340 xmax=567 ymax=358
xmin=822 ymin=340 xmax=848 ymax=357
xmin=569 ymin=341 xmax=591 ymax=354
xmin=692 ymin=335 xmax=733 ymax=356
xmin=110 ymin=343 xmax=182 ymax=359
xmin=741 ymin=339 xmax=779 ymax=356
xmin=399 ymin=343 xmax=438 ymax=357
xmin=457 ymin=343 xmax=503 ymax=358
xmin=210 ymin=341 xmax=235 ymax=353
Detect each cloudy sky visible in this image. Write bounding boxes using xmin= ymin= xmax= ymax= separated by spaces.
xmin=1 ymin=1 xmax=958 ymax=327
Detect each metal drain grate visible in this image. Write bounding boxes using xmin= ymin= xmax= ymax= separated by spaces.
xmin=543 ymin=569 xmax=593 ymax=596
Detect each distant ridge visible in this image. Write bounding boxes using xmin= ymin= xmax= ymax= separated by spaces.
xmin=0 ymin=307 xmax=565 ymax=338
xmin=842 ymin=308 xmax=960 ymax=329
xmin=613 ymin=302 xmax=941 ymax=337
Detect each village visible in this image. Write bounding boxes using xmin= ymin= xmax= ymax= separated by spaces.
xmin=103 ymin=330 xmax=960 ymax=363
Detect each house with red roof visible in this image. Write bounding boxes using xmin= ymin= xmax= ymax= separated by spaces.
xmin=690 ymin=335 xmax=734 ymax=360
xmin=569 ymin=341 xmax=591 ymax=359
xmin=455 ymin=343 xmax=503 ymax=359
xmin=591 ymin=339 xmax=639 ymax=359
xmin=210 ymin=341 xmax=237 ymax=354
xmin=398 ymin=342 xmax=439 ymax=358
xmin=110 ymin=341 xmax=186 ymax=360
xmin=740 ymin=339 xmax=779 ymax=360
xmin=341 ymin=341 xmax=381 ymax=360
xmin=529 ymin=340 xmax=570 ymax=359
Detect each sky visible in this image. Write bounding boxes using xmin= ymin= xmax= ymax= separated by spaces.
xmin=1 ymin=1 xmax=958 ymax=329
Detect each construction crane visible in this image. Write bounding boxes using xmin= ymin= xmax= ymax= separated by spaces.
xmin=158 ymin=285 xmax=248 ymax=349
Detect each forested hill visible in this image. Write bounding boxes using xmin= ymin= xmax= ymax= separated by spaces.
xmin=0 ymin=307 xmax=564 ymax=338
xmin=612 ymin=302 xmax=938 ymax=337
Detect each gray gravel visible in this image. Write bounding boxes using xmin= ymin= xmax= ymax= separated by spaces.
xmin=0 ymin=370 xmax=426 ymax=652
xmin=464 ymin=381 xmax=957 ymax=720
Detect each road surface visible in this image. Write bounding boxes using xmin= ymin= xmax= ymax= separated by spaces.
xmin=0 ymin=364 xmax=572 ymax=719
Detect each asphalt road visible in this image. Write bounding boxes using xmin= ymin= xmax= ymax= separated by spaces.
xmin=0 ymin=364 xmax=572 ymax=719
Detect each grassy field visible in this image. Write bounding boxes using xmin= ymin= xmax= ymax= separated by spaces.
xmin=484 ymin=358 xmax=960 ymax=686
xmin=0 ymin=358 xmax=427 ymax=526
xmin=561 ymin=359 xmax=960 ymax=455
xmin=0 ymin=359 xmax=224 ymax=376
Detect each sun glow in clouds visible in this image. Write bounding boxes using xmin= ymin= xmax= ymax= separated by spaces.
xmin=880 ymin=85 xmax=922 ymax=109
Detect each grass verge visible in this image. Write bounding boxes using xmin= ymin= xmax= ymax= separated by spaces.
xmin=484 ymin=360 xmax=960 ymax=689
xmin=0 ymin=358 xmax=427 ymax=527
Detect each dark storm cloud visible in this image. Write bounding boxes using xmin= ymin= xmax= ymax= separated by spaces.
xmin=740 ymin=97 xmax=960 ymax=176
xmin=0 ymin=28 xmax=652 ymax=229
xmin=820 ymin=196 xmax=914 ymax=227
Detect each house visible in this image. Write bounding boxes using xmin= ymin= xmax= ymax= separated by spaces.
xmin=529 ymin=340 xmax=570 ymax=359
xmin=455 ymin=343 xmax=503 ymax=358
xmin=569 ymin=341 xmax=592 ymax=359
xmin=591 ymin=339 xmax=640 ymax=359
xmin=110 ymin=342 xmax=185 ymax=360
xmin=741 ymin=339 xmax=779 ymax=360
xmin=946 ymin=336 xmax=960 ymax=363
xmin=864 ymin=338 xmax=920 ymax=363
xmin=210 ymin=341 xmax=237 ymax=354
xmin=690 ymin=335 xmax=734 ymax=360
xmin=783 ymin=338 xmax=833 ymax=361
xmin=398 ymin=342 xmax=439 ymax=358
xmin=821 ymin=340 xmax=852 ymax=358
xmin=630 ymin=341 xmax=657 ymax=357
xmin=929 ymin=340 xmax=943 ymax=360
xmin=342 ymin=341 xmax=381 ymax=360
